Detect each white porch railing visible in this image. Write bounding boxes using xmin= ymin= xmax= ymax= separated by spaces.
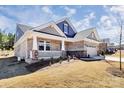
xmin=38 ymin=51 xmax=63 ymax=59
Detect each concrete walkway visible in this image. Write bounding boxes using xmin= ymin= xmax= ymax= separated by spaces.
xmin=105 ymin=56 xmax=124 ymax=62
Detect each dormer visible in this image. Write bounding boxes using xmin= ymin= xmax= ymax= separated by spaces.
xmin=56 ymin=18 xmax=77 ymax=38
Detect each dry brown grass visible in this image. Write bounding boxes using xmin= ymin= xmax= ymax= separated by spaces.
xmin=0 ymin=50 xmax=14 ymax=58
xmin=0 ymin=60 xmax=124 ymax=88
xmin=110 ymin=50 xmax=124 ymax=58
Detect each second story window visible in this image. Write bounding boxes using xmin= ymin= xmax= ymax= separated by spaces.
xmin=64 ymin=23 xmax=68 ymax=34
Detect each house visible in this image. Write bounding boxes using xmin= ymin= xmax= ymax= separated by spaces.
xmin=101 ymin=38 xmax=110 ymax=45
xmin=101 ymin=38 xmax=116 ymax=48
xmin=101 ymin=38 xmax=117 ymax=52
xmin=14 ymin=18 xmax=101 ymax=64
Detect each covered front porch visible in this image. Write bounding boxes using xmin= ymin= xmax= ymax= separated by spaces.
xmin=23 ymin=31 xmax=101 ymax=63
xmin=26 ymin=34 xmax=66 ymax=61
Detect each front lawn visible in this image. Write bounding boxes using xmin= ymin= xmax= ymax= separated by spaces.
xmin=0 ymin=60 xmax=124 ymax=88
xmin=0 ymin=50 xmax=14 ymax=58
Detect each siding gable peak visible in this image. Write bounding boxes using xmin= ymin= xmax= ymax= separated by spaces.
xmin=55 ymin=18 xmax=77 ymax=33
xmin=55 ymin=18 xmax=77 ymax=38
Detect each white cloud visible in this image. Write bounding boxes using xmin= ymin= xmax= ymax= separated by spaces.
xmin=97 ymin=15 xmax=119 ymax=40
xmin=73 ymin=12 xmax=95 ymax=31
xmin=41 ymin=6 xmax=53 ymax=15
xmin=0 ymin=6 xmax=64 ymax=34
xmin=0 ymin=15 xmax=15 ymax=33
xmin=88 ymin=12 xmax=96 ymax=19
xmin=104 ymin=6 xmax=124 ymax=24
xmin=0 ymin=6 xmax=51 ymax=33
xmin=63 ymin=6 xmax=76 ymax=17
xmin=0 ymin=6 xmax=61 ymax=33
xmin=98 ymin=15 xmax=113 ymax=30
xmin=98 ymin=6 xmax=124 ymax=43
xmin=41 ymin=6 xmax=62 ymax=21
xmin=110 ymin=6 xmax=124 ymax=24
xmin=0 ymin=6 xmax=47 ymax=25
xmin=110 ymin=6 xmax=124 ymax=14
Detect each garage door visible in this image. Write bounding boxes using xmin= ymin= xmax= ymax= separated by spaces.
xmin=87 ymin=47 xmax=97 ymax=57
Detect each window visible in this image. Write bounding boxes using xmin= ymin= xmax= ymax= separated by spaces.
xmin=46 ymin=42 xmax=50 ymax=51
xmin=38 ymin=41 xmax=51 ymax=51
xmin=64 ymin=23 xmax=68 ymax=34
xmin=38 ymin=41 xmax=44 ymax=51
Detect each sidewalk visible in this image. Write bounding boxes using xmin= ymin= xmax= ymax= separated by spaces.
xmin=105 ymin=56 xmax=124 ymax=62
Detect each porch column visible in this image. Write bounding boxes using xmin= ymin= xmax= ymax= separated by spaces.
xmin=25 ymin=38 xmax=28 ymax=59
xmin=32 ymin=36 xmax=38 ymax=60
xmin=61 ymin=39 xmax=65 ymax=51
xmin=32 ymin=36 xmax=38 ymax=50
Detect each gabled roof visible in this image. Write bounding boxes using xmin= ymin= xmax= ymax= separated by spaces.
xmin=31 ymin=22 xmax=66 ymax=37
xmin=55 ymin=17 xmax=77 ymax=33
xmin=33 ymin=26 xmax=64 ymax=37
xmin=16 ymin=17 xmax=77 ymax=38
xmin=74 ymin=28 xmax=100 ymax=41
xmin=16 ymin=19 xmax=101 ymax=42
xmin=17 ymin=24 xmax=33 ymax=32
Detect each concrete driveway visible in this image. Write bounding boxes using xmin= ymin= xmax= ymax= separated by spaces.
xmin=105 ymin=56 xmax=124 ymax=62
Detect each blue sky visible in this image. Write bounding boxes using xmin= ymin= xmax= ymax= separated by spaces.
xmin=0 ymin=5 xmax=124 ymax=44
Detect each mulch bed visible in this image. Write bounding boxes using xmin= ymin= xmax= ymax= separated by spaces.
xmin=25 ymin=60 xmax=50 ymax=72
xmin=0 ymin=56 xmax=17 ymax=62
xmin=106 ymin=67 xmax=124 ymax=78
xmin=25 ymin=58 xmax=63 ymax=72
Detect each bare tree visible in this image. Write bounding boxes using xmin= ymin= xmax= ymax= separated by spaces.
xmin=116 ymin=14 xmax=123 ymax=70
xmin=119 ymin=23 xmax=122 ymax=70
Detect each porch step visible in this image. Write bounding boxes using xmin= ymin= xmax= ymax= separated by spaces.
xmin=80 ymin=56 xmax=105 ymax=61
xmin=25 ymin=59 xmax=38 ymax=64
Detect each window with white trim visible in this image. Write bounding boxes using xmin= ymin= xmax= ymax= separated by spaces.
xmin=38 ymin=41 xmax=51 ymax=51
xmin=46 ymin=42 xmax=50 ymax=51
xmin=38 ymin=41 xmax=44 ymax=51
xmin=64 ymin=23 xmax=68 ymax=34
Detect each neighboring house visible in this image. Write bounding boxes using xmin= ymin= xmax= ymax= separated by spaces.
xmin=108 ymin=43 xmax=116 ymax=49
xmin=101 ymin=38 xmax=110 ymax=45
xmin=99 ymin=42 xmax=107 ymax=53
xmin=101 ymin=38 xmax=116 ymax=50
xmin=14 ymin=18 xmax=101 ymax=64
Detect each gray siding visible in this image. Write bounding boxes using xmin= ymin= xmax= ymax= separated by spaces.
xmin=15 ymin=26 xmax=24 ymax=42
xmin=57 ymin=20 xmax=76 ymax=38
xmin=34 ymin=27 xmax=63 ymax=37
